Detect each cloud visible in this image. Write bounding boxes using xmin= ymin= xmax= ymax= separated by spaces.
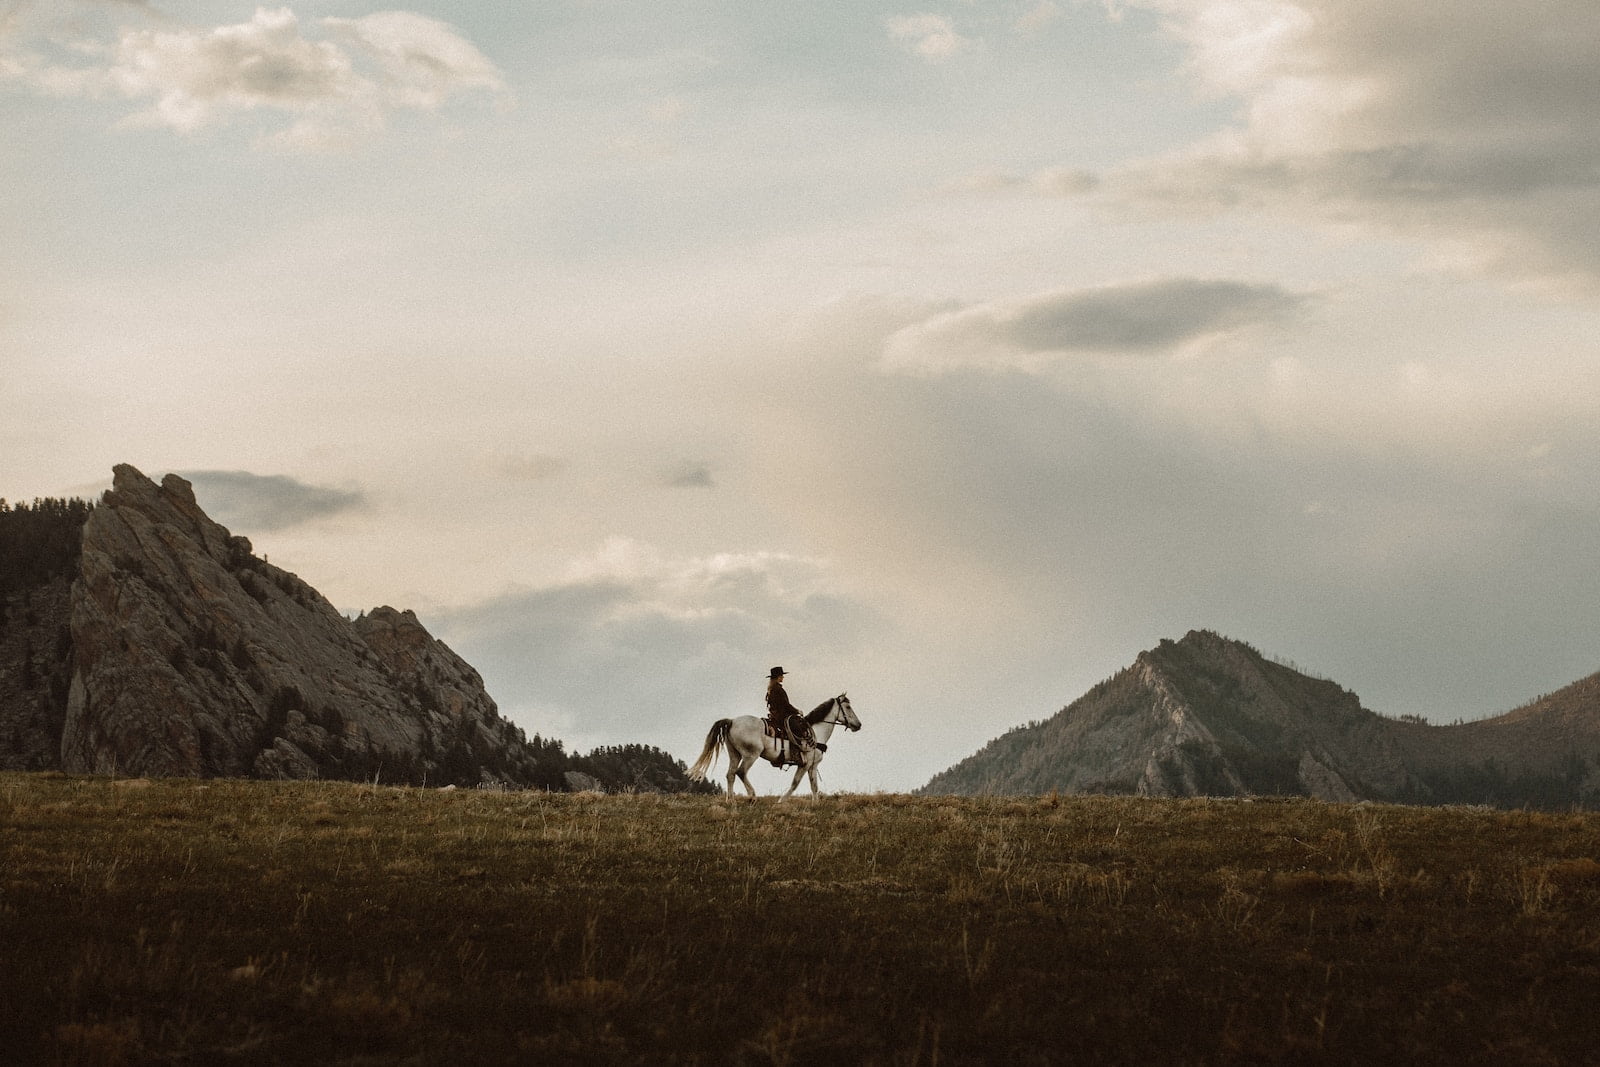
xmin=1030 ymin=166 xmax=1101 ymax=197
xmin=3 ymin=6 xmax=505 ymax=148
xmin=435 ymin=539 xmax=880 ymax=750
xmin=1104 ymin=0 xmax=1600 ymax=290
xmin=886 ymin=14 xmax=972 ymax=62
xmin=321 ymin=11 xmax=504 ymax=111
xmin=1014 ymin=1 xmax=1062 ymax=34
xmin=109 ymin=8 xmax=359 ymax=133
xmin=883 ymin=277 xmax=1307 ymax=371
xmin=662 ymin=460 xmax=715 ymax=489
xmin=182 ymin=469 xmax=368 ymax=533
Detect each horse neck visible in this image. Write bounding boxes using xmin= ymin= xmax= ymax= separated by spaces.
xmin=811 ymin=702 xmax=841 ymax=742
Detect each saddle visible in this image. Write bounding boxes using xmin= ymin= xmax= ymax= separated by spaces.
xmin=764 ymin=714 xmax=822 ymax=767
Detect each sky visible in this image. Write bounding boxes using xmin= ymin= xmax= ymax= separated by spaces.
xmin=5 ymin=0 xmax=1600 ymax=792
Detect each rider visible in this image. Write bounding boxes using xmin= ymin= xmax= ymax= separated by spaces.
xmin=765 ymin=667 xmax=813 ymax=766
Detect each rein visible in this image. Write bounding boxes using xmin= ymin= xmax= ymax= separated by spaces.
xmin=813 ymin=697 xmax=858 ymax=732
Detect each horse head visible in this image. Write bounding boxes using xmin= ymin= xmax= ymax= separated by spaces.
xmin=804 ymin=694 xmax=862 ymax=731
xmin=836 ymin=693 xmax=862 ymax=732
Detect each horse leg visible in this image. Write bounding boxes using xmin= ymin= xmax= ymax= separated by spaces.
xmin=807 ymin=762 xmax=821 ymax=797
xmin=781 ymin=760 xmax=807 ymax=799
xmin=733 ymin=754 xmax=758 ymax=798
xmin=727 ymin=757 xmax=752 ymax=797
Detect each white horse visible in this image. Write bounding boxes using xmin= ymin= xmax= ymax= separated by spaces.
xmin=687 ymin=694 xmax=862 ymax=798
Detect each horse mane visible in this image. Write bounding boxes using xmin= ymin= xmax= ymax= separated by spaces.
xmin=805 ymin=694 xmax=844 ymax=724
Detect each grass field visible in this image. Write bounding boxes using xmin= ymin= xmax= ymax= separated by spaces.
xmin=4 ymin=773 xmax=1599 ymax=1064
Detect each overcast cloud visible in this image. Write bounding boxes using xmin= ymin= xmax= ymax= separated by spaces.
xmin=1088 ymin=0 xmax=1600 ymax=291
xmin=883 ymin=278 xmax=1308 ymax=371
xmin=7 ymin=1 xmax=1600 ymax=791
xmin=183 ymin=470 xmax=368 ymax=533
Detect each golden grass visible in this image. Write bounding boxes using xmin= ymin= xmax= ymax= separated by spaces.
xmin=3 ymin=774 xmax=1600 ymax=1064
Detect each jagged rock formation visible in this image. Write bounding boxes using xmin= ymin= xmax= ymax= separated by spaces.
xmin=0 ymin=464 xmax=711 ymax=792
xmin=921 ymin=630 xmax=1600 ymax=808
xmin=56 ymin=465 xmax=548 ymax=785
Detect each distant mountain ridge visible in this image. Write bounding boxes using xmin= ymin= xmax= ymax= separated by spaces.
xmin=920 ymin=630 xmax=1600 ymax=808
xmin=0 ymin=465 xmax=709 ymax=793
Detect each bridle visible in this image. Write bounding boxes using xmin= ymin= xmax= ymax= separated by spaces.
xmin=821 ymin=695 xmax=861 ymax=732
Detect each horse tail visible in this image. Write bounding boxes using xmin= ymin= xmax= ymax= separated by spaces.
xmin=687 ymin=719 xmax=732 ymax=780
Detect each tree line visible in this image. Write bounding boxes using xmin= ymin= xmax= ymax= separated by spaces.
xmin=0 ymin=497 xmax=95 ymax=603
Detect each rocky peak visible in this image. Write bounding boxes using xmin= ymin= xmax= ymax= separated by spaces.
xmin=2 ymin=465 xmax=714 ymax=793
xmin=58 ymin=464 xmax=542 ymax=786
xmin=104 ymin=464 xmax=243 ymax=563
xmin=923 ymin=628 xmax=1600 ymax=806
xmin=921 ymin=630 xmax=1418 ymax=801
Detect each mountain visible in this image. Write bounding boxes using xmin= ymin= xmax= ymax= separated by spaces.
xmin=920 ymin=630 xmax=1600 ymax=808
xmin=0 ymin=464 xmax=709 ymax=793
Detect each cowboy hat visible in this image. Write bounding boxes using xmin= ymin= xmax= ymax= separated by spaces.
xmin=768 ymin=666 xmax=786 ymax=679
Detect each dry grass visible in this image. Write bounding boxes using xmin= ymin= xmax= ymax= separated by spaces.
xmin=4 ymin=774 xmax=1600 ymax=1064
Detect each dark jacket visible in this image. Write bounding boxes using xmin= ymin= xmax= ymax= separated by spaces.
xmin=766 ymin=681 xmax=802 ymax=726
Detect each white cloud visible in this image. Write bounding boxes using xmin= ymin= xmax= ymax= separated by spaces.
xmin=4 ymin=6 xmax=505 ymax=147
xmin=435 ymin=539 xmax=880 ymax=750
xmin=883 ymin=277 xmax=1307 ymax=371
xmin=886 ymin=14 xmax=972 ymax=61
xmin=322 ymin=10 xmax=504 ymax=111
xmin=110 ymin=8 xmax=360 ymax=132
xmin=1107 ymin=0 xmax=1600 ymax=291
xmin=1013 ymin=1 xmax=1061 ymax=34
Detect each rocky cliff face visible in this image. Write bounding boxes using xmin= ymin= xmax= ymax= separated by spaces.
xmin=56 ymin=464 xmax=544 ymax=786
xmin=921 ymin=630 xmax=1600 ymax=807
